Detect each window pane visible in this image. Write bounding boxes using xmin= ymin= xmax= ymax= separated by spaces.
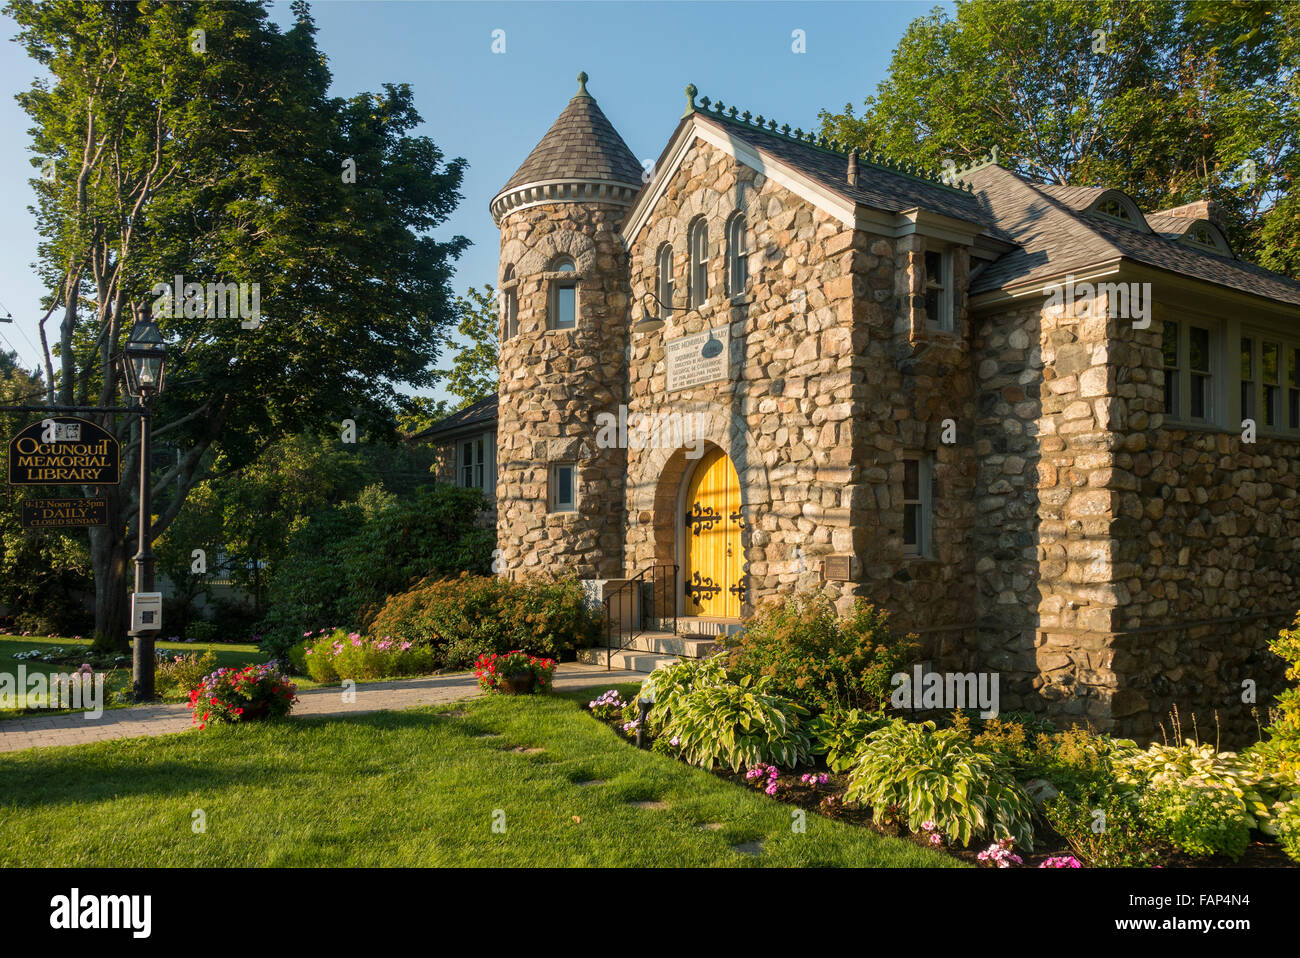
xmin=903 ymin=503 xmax=918 ymax=547
xmin=1263 ymin=342 xmax=1279 ymax=384
xmin=557 ymin=466 xmax=573 ymax=508
xmin=1290 ymin=388 xmax=1299 ymax=430
xmin=925 ymin=251 xmax=942 ymax=288
xmin=903 ymin=459 xmax=919 ymax=501
xmin=555 ymin=258 xmax=574 ymax=272
xmin=1241 ymin=338 xmax=1253 ymax=380
xmin=555 ymin=285 xmax=576 ymax=328
xmin=1191 ymin=374 xmax=1208 ymax=419
xmin=924 ymin=287 xmax=940 ymax=324
xmin=1189 ymin=326 xmax=1209 ymax=372
xmin=1162 ymin=322 xmax=1179 ymax=369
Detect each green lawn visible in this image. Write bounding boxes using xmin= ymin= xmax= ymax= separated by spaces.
xmin=0 ymin=684 xmax=961 ymax=868
xmin=0 ymin=635 xmax=273 ymax=718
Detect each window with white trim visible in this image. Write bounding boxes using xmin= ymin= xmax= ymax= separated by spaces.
xmin=1161 ymin=319 xmax=1215 ymax=424
xmin=550 ymin=463 xmax=576 ymax=513
xmin=923 ymin=248 xmax=954 ymax=331
xmin=688 ymin=217 xmax=708 ymax=308
xmin=1241 ymin=336 xmax=1257 ymax=422
xmin=458 ymin=433 xmax=495 ymax=494
xmin=902 ymin=453 xmax=934 ymax=557
xmin=656 ymin=243 xmax=673 ymax=311
xmin=1290 ymin=347 xmax=1300 ymax=430
xmin=726 ymin=212 xmax=748 ymax=297
xmin=549 ymin=257 xmax=576 ymax=330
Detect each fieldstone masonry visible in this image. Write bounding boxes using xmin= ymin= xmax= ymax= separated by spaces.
xmin=460 ymin=76 xmax=1300 ymax=744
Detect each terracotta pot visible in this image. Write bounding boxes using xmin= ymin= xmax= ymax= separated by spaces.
xmin=500 ymin=673 xmax=535 ymax=695
xmin=238 ymin=700 xmax=272 ymax=721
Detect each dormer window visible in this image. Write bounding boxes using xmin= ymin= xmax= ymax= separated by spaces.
xmin=726 ymin=212 xmax=749 ymax=297
xmin=656 ymin=243 xmax=673 ymax=311
xmin=923 ymin=248 xmax=954 ymax=332
xmin=688 ymin=217 xmax=708 ymax=308
xmin=1095 ymin=197 xmax=1132 ymax=222
xmin=549 ymin=257 xmax=576 ymax=330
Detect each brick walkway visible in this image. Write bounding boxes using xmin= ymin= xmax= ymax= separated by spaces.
xmin=0 ymin=663 xmax=643 ymax=754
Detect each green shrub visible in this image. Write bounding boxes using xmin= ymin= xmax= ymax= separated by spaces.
xmin=844 ymin=720 xmax=1035 ymax=847
xmin=720 ymin=595 xmax=917 ymax=713
xmin=258 ymin=484 xmax=495 ymax=659
xmin=155 ymin=649 xmax=219 ymax=702
xmin=363 ymin=572 xmax=600 ymax=667
xmin=1114 ymin=739 xmax=1280 ymax=830
xmin=1139 ymin=784 xmax=1251 ymax=860
xmin=810 ymin=708 xmax=891 ymax=773
xmin=639 ymin=654 xmax=730 ymax=730
xmin=298 ymin=629 xmax=437 ymax=683
xmin=1275 ymin=801 xmax=1300 ymax=863
xmin=658 ymin=674 xmax=812 ymax=772
xmin=1044 ymin=782 xmax=1165 ymax=867
xmin=184 ymin=621 xmax=219 ymax=644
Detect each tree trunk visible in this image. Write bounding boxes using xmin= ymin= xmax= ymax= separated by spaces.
xmin=89 ymin=498 xmax=131 ymax=653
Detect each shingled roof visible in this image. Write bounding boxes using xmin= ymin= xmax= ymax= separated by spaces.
xmin=411 ymin=394 xmax=498 ymax=442
xmin=496 ymin=73 xmax=643 ymax=196
xmin=963 ymin=164 xmax=1300 ymax=308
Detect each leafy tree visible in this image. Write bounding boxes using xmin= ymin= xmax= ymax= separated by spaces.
xmin=9 ymin=0 xmax=469 ymax=649
xmin=438 ymin=285 xmax=499 ymax=410
xmin=0 ymin=350 xmax=92 ymax=632
xmin=819 ymin=0 xmax=1299 ymax=276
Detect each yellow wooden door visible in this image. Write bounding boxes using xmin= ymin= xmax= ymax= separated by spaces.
xmin=685 ymin=448 xmax=743 ymax=618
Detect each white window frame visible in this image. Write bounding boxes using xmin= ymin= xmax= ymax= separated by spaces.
xmin=902 ymin=453 xmax=933 ymax=558
xmin=1161 ymin=319 xmax=1217 ymax=425
xmin=726 ymin=212 xmax=748 ymax=298
xmin=656 ymin=243 xmax=673 ymax=311
xmin=459 ymin=433 xmax=495 ymax=494
xmin=923 ymin=247 xmax=954 ymax=332
xmin=550 ymin=462 xmax=576 ymax=513
xmin=1239 ymin=330 xmax=1300 ymax=436
xmin=549 ymin=258 xmax=577 ymax=331
xmin=688 ymin=217 xmax=708 ymax=308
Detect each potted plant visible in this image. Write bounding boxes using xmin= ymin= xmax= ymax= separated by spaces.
xmin=188 ymin=663 xmax=298 ymax=729
xmin=474 ymin=650 xmax=557 ymax=695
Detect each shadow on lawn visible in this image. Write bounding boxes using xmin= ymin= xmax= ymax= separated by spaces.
xmin=0 ymin=707 xmax=473 ymax=811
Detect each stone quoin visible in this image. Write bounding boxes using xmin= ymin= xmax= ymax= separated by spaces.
xmin=417 ymin=73 xmax=1300 ymax=743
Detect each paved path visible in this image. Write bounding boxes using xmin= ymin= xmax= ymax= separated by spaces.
xmin=0 ymin=663 xmax=644 ymax=754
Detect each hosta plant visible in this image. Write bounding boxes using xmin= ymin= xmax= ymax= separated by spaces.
xmin=638 ymin=654 xmax=730 ymax=730
xmin=810 ymin=708 xmax=890 ymax=772
xmin=1113 ymin=739 xmax=1290 ymax=832
xmin=844 ymin=720 xmax=1035 ymax=847
xmin=657 ymin=674 xmax=812 ymax=772
xmin=1138 ymin=783 xmax=1251 ymax=860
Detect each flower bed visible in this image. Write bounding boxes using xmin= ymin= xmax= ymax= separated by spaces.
xmin=294 ymin=628 xmax=437 ymax=683
xmin=188 ymin=663 xmax=297 ymax=729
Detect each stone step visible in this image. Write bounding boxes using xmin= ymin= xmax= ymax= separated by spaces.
xmin=575 ymin=647 xmax=679 ymax=673
xmin=676 ymin=617 xmax=745 ymax=638
xmin=617 ymin=632 xmax=719 ymax=657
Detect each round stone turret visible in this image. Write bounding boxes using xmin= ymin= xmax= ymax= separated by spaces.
xmin=493 ymin=73 xmax=639 ymax=580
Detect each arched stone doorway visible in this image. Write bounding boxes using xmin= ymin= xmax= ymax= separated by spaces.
xmin=682 ymin=447 xmax=744 ymax=618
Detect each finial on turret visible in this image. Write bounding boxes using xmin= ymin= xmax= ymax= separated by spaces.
xmin=684 ymin=83 xmax=698 ymax=117
xmin=575 ymin=71 xmax=590 ymax=97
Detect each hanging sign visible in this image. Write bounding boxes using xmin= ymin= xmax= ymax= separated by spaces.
xmin=6 ymin=417 xmax=121 ymax=486
xmin=20 ymin=497 xmax=109 ymax=529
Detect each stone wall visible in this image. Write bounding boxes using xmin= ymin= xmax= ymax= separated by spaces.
xmin=495 ymin=199 xmax=630 ymax=579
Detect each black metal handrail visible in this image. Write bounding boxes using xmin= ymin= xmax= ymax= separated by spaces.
xmin=601 ymin=564 xmax=678 ymax=670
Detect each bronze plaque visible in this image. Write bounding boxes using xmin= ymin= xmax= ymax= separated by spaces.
xmin=823 ymin=555 xmax=858 ymax=582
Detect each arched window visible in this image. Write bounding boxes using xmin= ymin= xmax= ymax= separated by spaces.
xmin=726 ymin=213 xmax=748 ymax=296
xmin=656 ymin=243 xmax=673 ymax=311
xmin=549 ymin=256 xmax=576 ymax=330
xmin=502 ymin=265 xmax=518 ymax=340
xmin=688 ymin=218 xmax=708 ymax=308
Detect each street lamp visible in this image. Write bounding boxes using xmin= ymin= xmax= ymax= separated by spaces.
xmin=123 ymin=310 xmax=168 ymax=701
xmin=633 ymin=292 xmax=670 ymax=334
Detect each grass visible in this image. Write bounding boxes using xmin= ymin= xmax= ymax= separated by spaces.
xmin=0 ymin=634 xmax=274 ymax=718
xmin=0 ymin=683 xmax=961 ymax=868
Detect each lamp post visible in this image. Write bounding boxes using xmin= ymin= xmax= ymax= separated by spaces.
xmin=122 ymin=309 xmax=168 ymax=701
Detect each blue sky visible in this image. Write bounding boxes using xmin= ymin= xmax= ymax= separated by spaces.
xmin=0 ymin=0 xmax=941 ymax=400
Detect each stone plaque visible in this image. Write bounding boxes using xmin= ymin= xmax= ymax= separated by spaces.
xmin=666 ymin=325 xmax=731 ymax=392
xmin=823 ymin=555 xmax=859 ymax=582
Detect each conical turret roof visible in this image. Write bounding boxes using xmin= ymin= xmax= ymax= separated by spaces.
xmin=496 ymin=72 xmax=642 ymax=196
